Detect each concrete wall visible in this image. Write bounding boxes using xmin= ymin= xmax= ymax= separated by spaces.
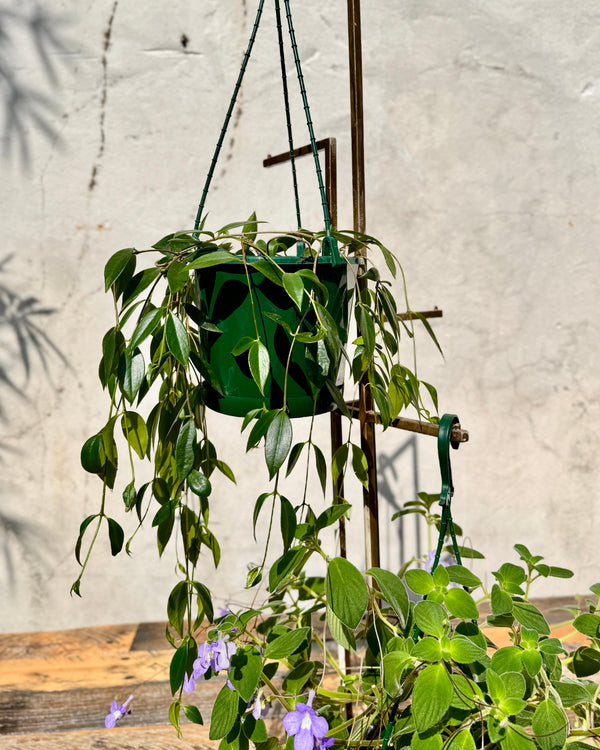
xmin=1 ymin=0 xmax=599 ymax=633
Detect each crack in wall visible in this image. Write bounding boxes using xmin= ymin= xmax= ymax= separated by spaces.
xmin=88 ymin=0 xmax=119 ymax=192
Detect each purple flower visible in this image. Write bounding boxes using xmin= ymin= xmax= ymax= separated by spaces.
xmin=249 ymin=688 xmax=270 ymax=720
xmin=105 ymin=694 xmax=133 ymax=728
xmin=183 ymin=635 xmax=238 ymax=695
xmin=283 ymin=691 xmax=331 ymax=750
xmin=183 ymin=672 xmax=196 ymax=693
xmin=192 ymin=636 xmax=236 ymax=679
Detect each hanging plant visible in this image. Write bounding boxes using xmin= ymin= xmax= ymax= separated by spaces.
xmin=73 ymin=0 xmax=600 ymax=747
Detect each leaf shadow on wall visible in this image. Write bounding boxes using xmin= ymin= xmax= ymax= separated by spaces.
xmin=378 ymin=435 xmax=424 ymax=569
xmin=0 ymin=254 xmax=69 ymax=590
xmin=0 ymin=4 xmax=73 ymax=168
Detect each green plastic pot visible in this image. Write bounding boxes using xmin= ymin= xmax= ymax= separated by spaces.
xmin=195 ymin=255 xmax=359 ymax=418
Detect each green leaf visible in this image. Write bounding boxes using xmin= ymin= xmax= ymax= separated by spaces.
xmin=414 ymin=600 xmax=447 ymax=638
xmin=248 ymin=340 xmax=270 ymax=396
xmin=167 ymin=260 xmax=189 ymax=293
xmin=282 ymin=272 xmax=305 ymax=310
xmin=382 ymin=650 xmax=413 ymax=696
xmin=231 ymin=336 xmax=255 ymax=357
xmin=169 ymin=699 xmax=181 ymax=736
xmin=513 ymin=601 xmax=550 ymax=635
xmin=188 ymin=469 xmax=212 ymax=497
xmin=554 ymin=677 xmax=595 ymax=707
xmin=182 ymin=704 xmax=203 ymax=725
xmin=280 ymin=496 xmax=297 ymax=552
xmin=105 ymin=247 xmax=135 ymax=291
xmin=502 ymin=671 xmax=526 ymax=700
xmin=444 ymin=588 xmax=479 ymax=620
xmin=491 ymin=584 xmax=513 ymax=615
xmin=491 ymin=646 xmax=523 ymax=675
xmin=81 ymin=433 xmax=105 ymax=475
xmin=118 ymin=348 xmax=145 ymax=403
xmin=166 ymin=312 xmax=190 ymax=366
xmin=107 ymin=517 xmax=124 ymax=555
xmin=167 ymin=581 xmax=188 ymax=638
xmin=130 ymin=307 xmax=164 ymax=351
xmin=326 ymin=557 xmax=368 ymax=630
xmin=571 ymin=645 xmax=600 ymax=677
xmin=405 ymin=569 xmax=434 ymax=595
xmin=229 ymin=645 xmax=262 ymax=702
xmin=326 ymin=604 xmax=356 ymax=652
xmin=175 ymin=420 xmax=196 ymax=480
xmin=268 ymin=546 xmax=305 ymax=592
xmin=522 ymin=648 xmax=542 ymax=677
xmin=121 ymin=411 xmax=148 ymax=459
xmin=122 ymin=481 xmax=136 ymax=510
xmin=264 ymin=627 xmax=310 ymax=659
xmin=283 ymin=662 xmax=316 ymax=696
xmin=573 ymin=613 xmax=600 ymax=638
xmin=432 ymin=564 xmax=449 ymax=589
xmin=350 ymin=443 xmax=369 ymax=488
xmin=331 ymin=444 xmax=349 ymax=487
xmin=445 ymin=730 xmax=476 ymax=750
xmin=265 ymin=411 xmax=292 ymax=479
xmin=412 ymin=663 xmax=453 ymax=733
xmin=316 ymin=503 xmax=351 ymax=531
xmin=313 ymin=444 xmax=327 ymax=496
xmin=445 ymin=565 xmax=481 ymax=589
xmin=209 ymin=684 xmax=240 ymax=740
xmin=192 ymin=581 xmax=214 ymax=626
xmin=412 ymin=636 xmax=442 ymax=663
xmin=449 ymin=634 xmax=487 ymax=664
xmin=532 ymin=699 xmax=568 ymax=750
xmin=357 ymin=305 xmax=375 ymax=359
xmin=450 ymin=673 xmax=483 ymax=710
xmin=169 ymin=641 xmax=188 ymax=695
xmin=411 ymin=732 xmax=442 ymax=750
xmin=367 ymin=567 xmax=410 ymax=627
xmin=285 ymin=441 xmax=305 ymax=476
xmin=74 ymin=514 xmax=97 ymax=565
xmin=188 ymin=249 xmax=242 ymax=269
xmin=122 ymin=267 xmax=161 ymax=307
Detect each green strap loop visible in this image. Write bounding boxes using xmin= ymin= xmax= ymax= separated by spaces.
xmin=432 ymin=414 xmax=462 ymax=570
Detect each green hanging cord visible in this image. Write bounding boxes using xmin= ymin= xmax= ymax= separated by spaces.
xmin=194 ymin=0 xmax=265 ymax=231
xmin=282 ymin=0 xmax=341 ymax=263
xmin=274 ymin=0 xmax=302 ymax=246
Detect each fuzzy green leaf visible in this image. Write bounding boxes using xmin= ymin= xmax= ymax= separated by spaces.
xmin=412 ymin=663 xmax=453 ymax=733
xmin=327 ymin=557 xmax=368 ymax=630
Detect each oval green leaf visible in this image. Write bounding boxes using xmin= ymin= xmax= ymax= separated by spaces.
xmin=327 ymin=557 xmax=368 ymax=630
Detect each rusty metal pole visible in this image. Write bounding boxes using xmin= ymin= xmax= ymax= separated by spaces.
xmin=347 ymin=0 xmax=380 ymax=571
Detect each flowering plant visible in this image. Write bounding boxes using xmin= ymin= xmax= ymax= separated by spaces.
xmin=74 ymin=221 xmax=600 ymax=748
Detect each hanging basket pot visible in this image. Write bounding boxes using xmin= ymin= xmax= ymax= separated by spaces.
xmin=196 ymin=250 xmax=360 ymax=418
xmin=191 ymin=0 xmax=358 ymax=418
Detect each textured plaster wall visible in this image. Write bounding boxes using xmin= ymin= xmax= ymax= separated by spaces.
xmin=1 ymin=0 xmax=599 ymax=633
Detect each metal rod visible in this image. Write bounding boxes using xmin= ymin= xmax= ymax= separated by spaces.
xmin=263 ymin=138 xmax=337 ymax=227
xmin=348 ymin=0 xmax=380 ymax=571
xmin=347 ymin=402 xmax=469 ymax=443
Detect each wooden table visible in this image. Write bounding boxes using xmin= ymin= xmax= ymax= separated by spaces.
xmin=0 ymin=621 xmax=222 ymax=749
xmin=0 ymin=599 xmax=585 ymax=748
